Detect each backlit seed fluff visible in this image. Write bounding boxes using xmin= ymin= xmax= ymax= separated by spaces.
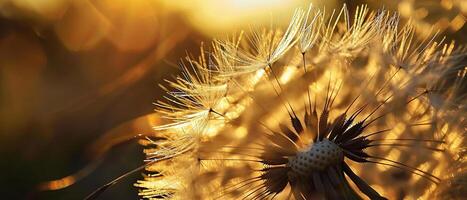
xmin=137 ymin=4 xmax=466 ymax=200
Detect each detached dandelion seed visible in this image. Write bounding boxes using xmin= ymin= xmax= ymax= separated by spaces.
xmin=137 ymin=4 xmax=466 ymax=200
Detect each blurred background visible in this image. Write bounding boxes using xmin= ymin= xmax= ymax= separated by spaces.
xmin=0 ymin=0 xmax=464 ymax=199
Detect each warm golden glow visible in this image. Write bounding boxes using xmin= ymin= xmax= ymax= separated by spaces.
xmin=156 ymin=0 xmax=338 ymax=35
xmin=1 ymin=1 xmax=464 ymax=199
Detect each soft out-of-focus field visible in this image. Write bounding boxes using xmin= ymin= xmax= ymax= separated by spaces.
xmin=0 ymin=0 xmax=464 ymax=199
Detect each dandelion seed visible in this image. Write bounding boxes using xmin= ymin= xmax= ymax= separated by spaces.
xmin=217 ymin=7 xmax=307 ymax=76
xmin=328 ymin=5 xmax=380 ymax=58
xmin=154 ymin=47 xmax=229 ymax=131
xmin=298 ymin=4 xmax=322 ymax=54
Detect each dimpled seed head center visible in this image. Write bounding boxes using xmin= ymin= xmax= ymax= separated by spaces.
xmin=288 ymin=139 xmax=344 ymax=175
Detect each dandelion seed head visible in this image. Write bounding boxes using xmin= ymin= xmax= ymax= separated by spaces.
xmin=138 ymin=3 xmax=467 ymax=200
